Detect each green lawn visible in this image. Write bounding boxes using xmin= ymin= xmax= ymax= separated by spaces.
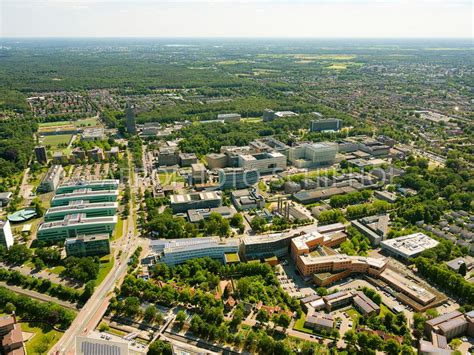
xmin=293 ymin=313 xmax=314 ymax=334
xmin=111 ymin=217 xmax=124 ymax=241
xmin=48 ymin=265 xmax=66 ymax=275
xmin=346 ymin=308 xmax=361 ymax=326
xmin=40 ymin=134 xmax=72 ymax=148
xmin=158 ymin=172 xmax=184 ymax=186
xmin=21 ymin=321 xmax=63 ymax=354
xmin=39 ymin=117 xmax=99 ymax=128
xmin=96 ymin=256 xmax=114 ymax=285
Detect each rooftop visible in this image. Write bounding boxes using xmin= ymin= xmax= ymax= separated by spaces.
xmin=381 ymin=232 xmax=439 ymax=257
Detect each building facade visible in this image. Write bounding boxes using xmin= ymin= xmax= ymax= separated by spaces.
xmin=0 ymin=220 xmax=14 ymax=250
xmin=65 ymin=234 xmax=111 ymax=257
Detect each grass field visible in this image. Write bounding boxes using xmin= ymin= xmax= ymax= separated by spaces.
xmin=293 ymin=313 xmax=314 ymax=334
xmin=40 ymin=134 xmax=72 ymax=148
xmin=158 ymin=172 xmax=184 ymax=185
xmin=111 ymin=217 xmax=124 ymax=241
xmin=48 ymin=265 xmax=66 ymax=275
xmin=96 ymin=255 xmax=114 ymax=285
xmin=21 ymin=321 xmax=63 ymax=354
xmin=39 ymin=117 xmax=99 ymax=128
xmin=242 ymin=117 xmax=263 ymax=123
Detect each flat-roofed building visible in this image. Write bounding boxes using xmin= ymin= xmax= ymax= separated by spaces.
xmin=51 ymin=189 xmax=119 ymax=207
xmin=191 ymin=163 xmax=207 ymax=184
xmin=37 ymin=165 xmax=65 ymax=193
xmin=37 ymin=214 xmax=117 ymax=242
xmin=205 ymin=153 xmax=228 ymax=169
xmin=34 ymin=145 xmax=48 ymax=164
xmin=217 ymin=168 xmax=259 ymax=190
xmin=179 ymin=153 xmax=198 ymax=167
xmin=82 ymin=128 xmax=105 ymax=141
xmin=238 ymin=151 xmax=286 ymax=174
xmin=150 ymin=237 xmax=239 ymax=266
xmin=297 ymin=253 xmax=387 ymax=285
xmin=290 ymin=231 xmax=346 ymax=260
xmin=218 ymin=113 xmax=241 ymax=122
xmin=187 ymin=206 xmax=235 ymax=223
xmin=381 ymin=233 xmax=439 ymax=259
xmin=380 ymin=269 xmax=436 ymax=305
xmin=65 ymin=234 xmax=111 ymax=257
xmin=351 ymin=214 xmax=390 ymax=246
xmin=241 ymin=232 xmax=296 ymax=260
xmin=250 ymin=138 xmax=290 ymax=156
xmin=310 ymin=118 xmax=342 ymax=132
xmin=170 ymin=191 xmax=222 ymax=213
xmin=158 ymin=147 xmax=179 ymax=166
xmin=45 ymin=201 xmax=118 ymax=221
xmin=76 ymin=336 xmax=129 ymax=355
xmin=262 ymin=109 xmax=275 ymax=121
xmin=0 ymin=192 xmax=12 ymax=207
xmin=288 ymin=142 xmax=338 ymax=169
xmin=56 ymin=179 xmax=119 ymax=195
xmin=231 ymin=189 xmax=265 ymax=210
xmin=293 ymin=185 xmax=357 ymax=204
xmin=0 ymin=221 xmax=13 ymax=250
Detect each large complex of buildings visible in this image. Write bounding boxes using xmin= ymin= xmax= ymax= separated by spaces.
xmin=288 ymin=142 xmax=338 ymax=168
xmin=37 ymin=165 xmax=65 ymax=193
xmin=310 ymin=119 xmax=342 ymax=132
xmin=297 ymin=253 xmax=388 ymax=286
xmin=0 ymin=220 xmax=13 ymax=250
xmin=65 ymin=234 xmax=111 ymax=257
xmin=150 ymin=237 xmax=240 ymax=266
xmin=55 ymin=179 xmax=119 ymax=195
xmin=50 ymin=189 xmax=119 ymax=207
xmin=37 ymin=214 xmax=117 ymax=242
xmin=380 ymin=233 xmax=439 ymax=259
xmin=170 ymin=191 xmax=222 ymax=213
xmin=44 ymin=201 xmax=118 ymax=221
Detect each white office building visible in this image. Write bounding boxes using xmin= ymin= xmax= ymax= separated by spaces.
xmin=238 ymin=151 xmax=287 ymax=173
xmin=0 ymin=220 xmax=14 ymax=249
xmin=288 ymin=142 xmax=338 ymax=168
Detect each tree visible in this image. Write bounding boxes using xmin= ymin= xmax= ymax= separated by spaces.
xmin=250 ymin=216 xmax=266 ymax=233
xmin=4 ymin=302 xmax=15 ymax=314
xmin=148 ymin=340 xmax=172 ymax=355
xmin=176 ymin=310 xmax=186 ymax=327
xmin=459 ymin=262 xmax=467 ymax=277
xmin=256 ymin=309 xmax=269 ymax=323
xmin=385 ymin=339 xmax=401 ymax=355
xmin=276 ymin=313 xmax=291 ymax=328
xmin=6 ymin=244 xmax=32 ymax=264
xmin=123 ymin=297 xmax=141 ymax=317
xmin=80 ymin=280 xmax=95 ymax=303
xmin=144 ymin=305 xmax=157 ymax=323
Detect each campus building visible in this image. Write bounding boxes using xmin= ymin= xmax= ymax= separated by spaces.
xmin=65 ymin=234 xmax=111 ymax=257
xmin=425 ymin=310 xmax=474 ymax=340
xmin=55 ymin=179 xmax=119 ymax=195
xmin=241 ymin=233 xmax=296 ymax=260
xmin=179 ymin=153 xmax=198 ymax=167
xmin=290 ymin=230 xmax=346 ymax=260
xmin=44 ymin=201 xmax=118 ymax=221
xmin=50 ymin=189 xmax=119 ymax=207
xmin=296 ymin=253 xmax=388 ymax=286
xmin=310 ymin=118 xmax=342 ymax=132
xmin=217 ymin=168 xmax=259 ymax=190
xmin=237 ymin=151 xmax=287 ymax=174
xmin=125 ymin=103 xmax=137 ymax=135
xmin=380 ymin=233 xmax=439 ymax=259
xmin=288 ymin=142 xmax=338 ymax=168
xmin=169 ymin=191 xmax=222 ymax=213
xmin=218 ymin=113 xmax=241 ymax=122
xmin=157 ymin=147 xmax=179 ymax=166
xmin=37 ymin=214 xmax=117 ymax=242
xmin=0 ymin=220 xmax=14 ymax=250
xmin=37 ymin=165 xmax=65 ymax=193
xmin=150 ymin=237 xmax=240 ymax=266
xmin=249 ymin=138 xmax=290 ymax=156
xmin=0 ymin=315 xmax=25 ymax=355
xmin=205 ymin=153 xmax=228 ymax=169
xmin=304 ymin=313 xmax=334 ymax=333
xmin=351 ymin=214 xmax=390 ymax=246
xmin=187 ymin=206 xmax=235 ymax=223
xmin=231 ymin=189 xmax=265 ymax=210
xmin=34 ymin=145 xmax=48 ymax=164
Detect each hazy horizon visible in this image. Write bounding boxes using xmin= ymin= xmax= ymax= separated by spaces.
xmin=1 ymin=0 xmax=473 ymax=39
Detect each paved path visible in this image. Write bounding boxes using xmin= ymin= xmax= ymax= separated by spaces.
xmin=0 ymin=281 xmax=77 ymax=310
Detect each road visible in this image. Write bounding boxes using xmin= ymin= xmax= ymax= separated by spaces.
xmin=51 ymin=151 xmax=141 ymax=355
xmin=0 ymin=281 xmax=76 ymax=311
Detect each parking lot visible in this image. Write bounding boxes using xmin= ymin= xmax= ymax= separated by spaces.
xmin=276 ymin=262 xmax=316 ymax=299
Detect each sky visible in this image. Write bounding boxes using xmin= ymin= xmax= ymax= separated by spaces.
xmin=1 ymin=0 xmax=473 ymax=38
